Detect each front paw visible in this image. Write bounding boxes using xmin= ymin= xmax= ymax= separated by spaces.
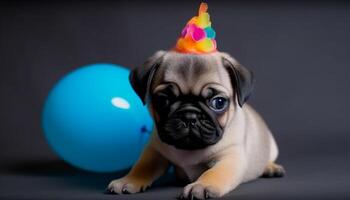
xmin=178 ymin=182 xmax=221 ymax=200
xmin=106 ymin=177 xmax=150 ymax=195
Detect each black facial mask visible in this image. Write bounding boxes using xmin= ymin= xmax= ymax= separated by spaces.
xmin=154 ymin=94 xmax=224 ymax=150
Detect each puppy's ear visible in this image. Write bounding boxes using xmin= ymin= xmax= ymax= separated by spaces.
xmin=221 ymin=53 xmax=255 ymax=107
xmin=129 ymin=50 xmax=166 ymax=104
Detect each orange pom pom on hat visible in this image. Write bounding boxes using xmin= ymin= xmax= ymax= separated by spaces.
xmin=174 ymin=2 xmax=217 ymax=54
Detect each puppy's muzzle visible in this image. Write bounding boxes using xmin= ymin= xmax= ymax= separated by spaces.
xmin=158 ymin=104 xmax=222 ymax=150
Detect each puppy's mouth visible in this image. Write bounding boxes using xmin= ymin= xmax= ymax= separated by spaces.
xmin=157 ymin=105 xmax=223 ymax=150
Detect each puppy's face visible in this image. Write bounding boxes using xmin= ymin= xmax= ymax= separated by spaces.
xmin=150 ymin=53 xmax=232 ymax=150
xmin=130 ymin=51 xmax=254 ymax=150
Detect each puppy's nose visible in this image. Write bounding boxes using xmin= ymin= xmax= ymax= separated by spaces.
xmin=183 ymin=112 xmax=198 ymax=126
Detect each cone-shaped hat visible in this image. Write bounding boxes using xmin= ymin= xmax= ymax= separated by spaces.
xmin=174 ymin=3 xmax=217 ymax=54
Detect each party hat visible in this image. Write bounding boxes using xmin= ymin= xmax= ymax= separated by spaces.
xmin=174 ymin=2 xmax=217 ymax=54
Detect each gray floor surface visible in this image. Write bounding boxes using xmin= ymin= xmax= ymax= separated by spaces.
xmin=1 ymin=131 xmax=349 ymax=200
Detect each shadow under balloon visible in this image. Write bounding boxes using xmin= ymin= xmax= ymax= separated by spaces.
xmin=3 ymin=159 xmax=177 ymax=192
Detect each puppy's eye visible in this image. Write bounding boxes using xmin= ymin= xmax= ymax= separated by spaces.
xmin=154 ymin=94 xmax=170 ymax=108
xmin=209 ymin=96 xmax=228 ymax=112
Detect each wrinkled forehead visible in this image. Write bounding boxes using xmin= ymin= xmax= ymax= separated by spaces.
xmin=155 ymin=52 xmax=232 ymax=96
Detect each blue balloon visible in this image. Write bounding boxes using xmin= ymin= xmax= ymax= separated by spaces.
xmin=42 ymin=64 xmax=153 ymax=173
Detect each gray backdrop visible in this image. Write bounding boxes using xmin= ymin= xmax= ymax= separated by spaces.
xmin=1 ymin=1 xmax=350 ymax=199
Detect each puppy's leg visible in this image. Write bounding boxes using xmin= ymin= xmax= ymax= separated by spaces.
xmin=262 ymin=161 xmax=285 ymax=178
xmin=179 ymin=152 xmax=246 ymax=200
xmin=107 ymin=145 xmax=169 ymax=194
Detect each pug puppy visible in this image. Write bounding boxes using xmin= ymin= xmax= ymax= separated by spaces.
xmin=107 ymin=50 xmax=285 ymax=199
